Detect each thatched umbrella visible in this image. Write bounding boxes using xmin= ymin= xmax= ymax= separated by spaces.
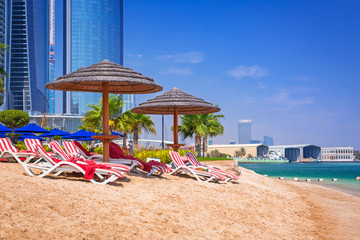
xmin=131 ymin=88 xmax=220 ymax=151
xmin=46 ymin=60 xmax=162 ymax=162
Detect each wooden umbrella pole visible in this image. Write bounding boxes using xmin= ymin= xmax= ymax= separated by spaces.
xmin=174 ymin=108 xmax=178 ymax=145
xmin=102 ymin=82 xmax=110 ymax=162
xmin=174 ymin=108 xmax=179 ymax=151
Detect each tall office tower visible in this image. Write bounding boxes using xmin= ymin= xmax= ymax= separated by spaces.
xmin=3 ymin=0 xmax=50 ymax=113
xmin=238 ymin=120 xmax=252 ymax=144
xmin=48 ymin=0 xmax=55 ymax=114
xmin=63 ymin=0 xmax=132 ymax=115
xmin=0 ymin=0 xmax=5 ymax=107
xmin=263 ymin=136 xmax=274 ymax=146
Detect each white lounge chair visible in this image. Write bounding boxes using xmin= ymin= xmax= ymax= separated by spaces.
xmin=168 ymin=151 xmax=225 ymax=182
xmin=0 ymin=138 xmax=36 ymax=167
xmin=31 ymin=143 xmax=124 ymax=185
xmin=49 ymin=141 xmax=131 ymax=174
xmin=185 ymin=152 xmax=239 ymax=182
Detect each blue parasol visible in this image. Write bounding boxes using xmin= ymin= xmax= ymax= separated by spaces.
xmin=15 ymin=123 xmax=50 ymax=133
xmin=39 ymin=128 xmax=70 ymax=138
xmin=63 ymin=130 xmax=96 ymax=140
xmin=0 ymin=124 xmax=11 ymax=133
xmin=99 ymin=131 xmax=124 ymax=137
xmin=19 ymin=134 xmax=45 ymax=141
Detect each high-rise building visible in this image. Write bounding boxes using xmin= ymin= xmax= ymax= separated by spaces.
xmin=238 ymin=120 xmax=252 ymax=144
xmin=63 ymin=0 xmax=132 ymax=115
xmin=0 ymin=0 xmax=5 ymax=106
xmin=263 ymin=136 xmax=274 ymax=146
xmin=3 ymin=0 xmax=50 ymax=113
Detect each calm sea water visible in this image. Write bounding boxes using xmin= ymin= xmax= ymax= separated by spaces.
xmin=238 ymin=162 xmax=360 ymax=195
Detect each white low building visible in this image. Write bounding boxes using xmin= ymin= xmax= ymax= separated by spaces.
xmin=321 ymin=147 xmax=355 ymax=162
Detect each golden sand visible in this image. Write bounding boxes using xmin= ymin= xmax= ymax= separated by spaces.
xmin=0 ymin=161 xmax=359 ymax=240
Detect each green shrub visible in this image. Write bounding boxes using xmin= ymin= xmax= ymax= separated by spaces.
xmin=43 ymin=145 xmax=51 ymax=152
xmin=208 ymin=149 xmax=231 ymax=158
xmin=52 ymin=135 xmax=62 ymax=141
xmin=133 ymin=149 xmax=195 ymax=164
xmin=94 ymin=146 xmax=103 ymax=154
xmin=0 ymin=110 xmax=30 ymax=131
xmin=16 ymin=141 xmax=27 ymax=151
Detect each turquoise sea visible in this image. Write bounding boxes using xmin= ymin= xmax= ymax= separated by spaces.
xmin=238 ymin=162 xmax=360 ymax=196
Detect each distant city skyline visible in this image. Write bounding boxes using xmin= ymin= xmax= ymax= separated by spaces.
xmin=62 ymin=0 xmax=126 ymax=115
xmin=2 ymin=0 xmax=50 ymax=114
xmin=49 ymin=0 xmax=360 ymax=149
xmin=238 ymin=120 xmax=252 ymax=144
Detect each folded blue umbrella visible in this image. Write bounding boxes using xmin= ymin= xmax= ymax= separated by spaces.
xmin=63 ymin=130 xmax=96 ymax=140
xmin=99 ymin=131 xmax=124 ymax=137
xmin=15 ymin=123 xmax=50 ymax=133
xmin=0 ymin=124 xmax=11 ymax=133
xmin=39 ymin=128 xmax=70 ymax=138
xmin=18 ymin=134 xmax=45 ymax=141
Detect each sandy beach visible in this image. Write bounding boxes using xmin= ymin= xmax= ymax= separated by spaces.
xmin=1 ymin=160 xmax=359 ymax=240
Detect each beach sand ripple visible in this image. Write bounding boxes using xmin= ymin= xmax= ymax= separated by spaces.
xmin=0 ymin=161 xmax=359 ymax=240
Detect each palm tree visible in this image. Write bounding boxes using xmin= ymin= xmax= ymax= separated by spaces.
xmin=125 ymin=111 xmax=156 ymax=147
xmin=235 ymin=147 xmax=246 ymax=158
xmin=178 ymin=114 xmax=202 ymax=156
xmin=80 ymin=94 xmax=124 ymax=133
xmin=201 ymin=113 xmax=224 ymax=157
xmin=178 ymin=113 xmax=224 ymax=157
xmin=114 ymin=110 xmax=133 ymax=150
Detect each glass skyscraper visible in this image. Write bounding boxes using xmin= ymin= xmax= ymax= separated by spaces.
xmin=0 ymin=0 xmax=5 ymax=106
xmin=2 ymin=0 xmax=49 ymax=113
xmin=63 ymin=0 xmax=132 ymax=115
xmin=238 ymin=120 xmax=252 ymax=144
xmin=263 ymin=136 xmax=274 ymax=146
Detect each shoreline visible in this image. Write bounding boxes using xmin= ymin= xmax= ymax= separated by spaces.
xmin=238 ymin=162 xmax=360 ymax=197
xmin=1 ymin=161 xmax=360 ymax=239
xmin=310 ymin=181 xmax=360 ymax=197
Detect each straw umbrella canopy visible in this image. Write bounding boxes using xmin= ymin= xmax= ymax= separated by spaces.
xmin=46 ymin=60 xmax=162 ymax=162
xmin=131 ymin=88 xmax=220 ymax=151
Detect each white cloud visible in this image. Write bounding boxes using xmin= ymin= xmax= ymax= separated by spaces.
xmin=296 ymin=76 xmax=311 ymax=82
xmin=157 ymin=51 xmax=204 ymax=63
xmin=227 ymin=65 xmax=267 ymax=80
xmin=161 ymin=67 xmax=193 ymax=75
xmin=267 ymin=89 xmax=315 ymax=111
xmin=125 ymin=53 xmax=144 ymax=66
xmin=257 ymin=81 xmax=267 ymax=89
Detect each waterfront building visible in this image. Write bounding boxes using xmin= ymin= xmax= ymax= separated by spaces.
xmin=263 ymin=136 xmax=274 ymax=146
xmin=208 ymin=143 xmax=268 ymax=157
xmin=269 ymin=144 xmax=321 ymax=163
xmin=30 ymin=114 xmax=83 ymax=134
xmin=321 ymin=147 xmax=355 ymax=162
xmin=3 ymin=0 xmax=50 ymax=114
xmin=238 ymin=120 xmax=251 ymax=144
xmin=250 ymin=140 xmax=261 ymax=144
xmin=63 ymin=0 xmax=132 ymax=115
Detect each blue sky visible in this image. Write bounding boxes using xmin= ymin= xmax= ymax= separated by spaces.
xmin=55 ymin=0 xmax=360 ymax=149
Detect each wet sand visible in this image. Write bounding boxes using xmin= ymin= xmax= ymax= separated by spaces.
xmin=1 ymin=160 xmax=359 ymax=240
